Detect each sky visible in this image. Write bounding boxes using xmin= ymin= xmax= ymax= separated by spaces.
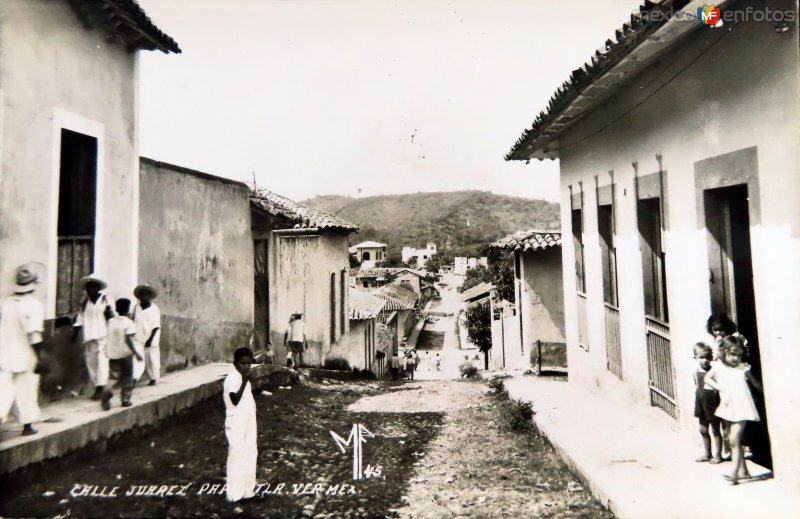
xmin=138 ymin=0 xmax=641 ymax=202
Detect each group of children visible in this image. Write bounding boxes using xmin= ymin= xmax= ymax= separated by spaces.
xmin=693 ymin=313 xmax=763 ymax=485
xmin=71 ymin=274 xmax=162 ymax=411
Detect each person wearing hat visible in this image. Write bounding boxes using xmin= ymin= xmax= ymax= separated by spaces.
xmin=284 ymin=312 xmax=307 ymax=368
xmin=133 ymin=284 xmax=161 ymax=386
xmin=71 ymin=274 xmax=114 ymax=399
xmin=0 ymin=265 xmax=45 ymax=436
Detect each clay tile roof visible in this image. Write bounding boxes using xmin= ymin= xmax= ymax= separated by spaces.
xmin=348 ymin=288 xmax=386 ymax=320
xmin=67 ymin=0 xmax=181 ymax=54
xmin=250 ymin=188 xmax=358 ymax=232
xmin=356 ymin=268 xmax=427 ymax=279
xmin=370 ymin=283 xmax=418 ymax=311
xmin=460 ymin=282 xmax=494 ymax=303
xmin=505 ymin=0 xmax=702 ymax=161
xmin=491 ymin=230 xmax=562 ymax=252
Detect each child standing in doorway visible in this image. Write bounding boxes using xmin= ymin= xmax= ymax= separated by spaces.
xmin=692 ymin=343 xmax=722 ymax=464
xmin=705 ymin=336 xmax=762 ymax=485
xmin=223 ymin=347 xmax=258 ymax=502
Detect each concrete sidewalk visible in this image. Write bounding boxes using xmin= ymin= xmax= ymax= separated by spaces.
xmin=0 ymin=362 xmax=289 ymax=474
xmin=503 ymin=375 xmax=799 ymax=519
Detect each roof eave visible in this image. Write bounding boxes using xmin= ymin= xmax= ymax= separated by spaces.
xmin=506 ymin=0 xmax=719 ymax=162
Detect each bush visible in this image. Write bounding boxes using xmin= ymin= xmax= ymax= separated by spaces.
xmin=323 ymin=356 xmax=351 ymax=372
xmin=499 ymin=399 xmax=535 ymax=433
xmin=459 ymin=363 xmax=479 ymax=379
xmin=487 ymin=376 xmax=508 ymax=398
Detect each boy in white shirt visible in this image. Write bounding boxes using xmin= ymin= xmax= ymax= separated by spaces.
xmin=223 ymin=347 xmax=257 ymax=502
xmin=133 ymin=284 xmax=161 ymax=386
xmin=101 ymin=299 xmax=141 ymax=410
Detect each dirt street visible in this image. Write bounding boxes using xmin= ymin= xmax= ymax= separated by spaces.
xmin=0 ymin=378 xmax=612 ymax=518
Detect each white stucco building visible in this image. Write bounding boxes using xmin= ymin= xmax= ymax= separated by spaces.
xmin=506 ymin=0 xmax=800 ymax=488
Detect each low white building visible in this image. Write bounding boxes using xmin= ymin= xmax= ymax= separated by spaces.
xmin=454 ymin=256 xmax=488 ymax=275
xmin=401 ymin=242 xmax=437 ymax=267
xmin=351 ymin=241 xmax=386 ymax=268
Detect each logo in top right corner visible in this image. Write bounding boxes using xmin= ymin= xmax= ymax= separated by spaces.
xmin=698 ymin=4 xmax=722 ymax=26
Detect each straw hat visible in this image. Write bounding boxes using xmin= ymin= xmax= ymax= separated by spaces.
xmin=79 ymin=273 xmax=108 ymax=291
xmin=13 ymin=265 xmax=39 ymax=294
xmin=133 ymin=284 xmax=158 ymax=299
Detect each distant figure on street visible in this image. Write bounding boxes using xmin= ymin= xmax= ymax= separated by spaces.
xmin=284 ymin=313 xmax=306 ymax=368
xmin=254 ymin=340 xmax=275 ymax=365
xmin=133 ymin=284 xmax=161 ymax=386
xmin=101 ymin=299 xmax=141 ymax=410
xmin=223 ymin=347 xmax=257 ymax=502
xmin=0 ymin=265 xmax=45 ymax=436
xmin=262 ymin=341 xmax=275 ymax=364
xmin=435 ymin=353 xmax=441 ymax=371
xmin=72 ymin=274 xmax=114 ymax=400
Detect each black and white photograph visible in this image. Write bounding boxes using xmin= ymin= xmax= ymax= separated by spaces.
xmin=0 ymin=0 xmax=798 ymax=517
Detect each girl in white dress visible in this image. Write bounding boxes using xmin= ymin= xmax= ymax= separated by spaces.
xmin=705 ymin=336 xmax=762 ymax=485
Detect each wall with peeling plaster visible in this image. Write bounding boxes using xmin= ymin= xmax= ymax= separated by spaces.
xmin=267 ymin=231 xmax=350 ymax=366
xmin=138 ymin=159 xmax=254 ymax=372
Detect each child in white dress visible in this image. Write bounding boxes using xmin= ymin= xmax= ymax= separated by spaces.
xmin=705 ymin=336 xmax=762 ymax=485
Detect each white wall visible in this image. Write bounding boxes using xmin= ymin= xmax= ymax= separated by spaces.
xmin=0 ymin=0 xmax=139 ymax=312
xmin=555 ymin=1 xmax=800 ymax=485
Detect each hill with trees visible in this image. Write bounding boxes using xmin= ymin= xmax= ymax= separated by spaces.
xmin=303 ymin=191 xmax=560 ymax=258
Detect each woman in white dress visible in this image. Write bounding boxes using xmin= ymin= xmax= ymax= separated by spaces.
xmin=705 ymin=336 xmax=762 ymax=485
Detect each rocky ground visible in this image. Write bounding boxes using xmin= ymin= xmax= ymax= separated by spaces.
xmin=0 ymin=377 xmax=613 ymax=519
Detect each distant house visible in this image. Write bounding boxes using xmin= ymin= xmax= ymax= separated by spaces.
xmin=251 ymin=188 xmax=359 ymax=366
xmin=353 ymin=267 xmax=422 ymax=290
xmin=329 ymin=288 xmax=386 ymax=372
xmin=491 ymin=230 xmax=565 ymax=371
xmin=0 ymin=0 xmax=179 ymax=399
xmin=454 ymin=256 xmax=488 ymax=275
xmin=505 ymin=0 xmax=799 ymax=482
xmin=402 ymin=242 xmax=437 ymax=267
xmin=351 ymin=241 xmax=386 ymax=268
xmin=372 ymin=283 xmax=419 ymax=355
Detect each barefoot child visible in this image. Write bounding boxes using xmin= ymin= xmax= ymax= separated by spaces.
xmin=102 ymin=299 xmax=142 ymax=410
xmin=223 ymin=347 xmax=257 ymax=502
xmin=705 ymin=312 xmax=748 ymax=459
xmin=705 ymin=336 xmax=762 ymax=485
xmin=692 ymin=343 xmax=722 ymax=464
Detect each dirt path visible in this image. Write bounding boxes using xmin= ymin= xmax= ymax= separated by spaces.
xmin=351 ymin=380 xmax=614 ymax=518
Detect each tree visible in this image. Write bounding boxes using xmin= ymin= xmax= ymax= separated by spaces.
xmin=424 ymin=252 xmax=452 ymax=275
xmin=456 ymin=257 xmax=515 ymax=303
xmin=489 ymin=254 xmax=515 ymax=303
xmin=465 ymin=302 xmax=492 ymax=370
xmin=459 ymin=265 xmax=490 ymax=294
xmin=349 ymin=254 xmax=361 ymax=268
xmin=406 ymin=256 xmax=418 ymax=268
xmin=377 ymin=251 xmax=403 ymax=268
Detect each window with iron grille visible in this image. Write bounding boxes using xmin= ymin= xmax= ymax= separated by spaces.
xmin=56 ymin=129 xmax=97 ymax=319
